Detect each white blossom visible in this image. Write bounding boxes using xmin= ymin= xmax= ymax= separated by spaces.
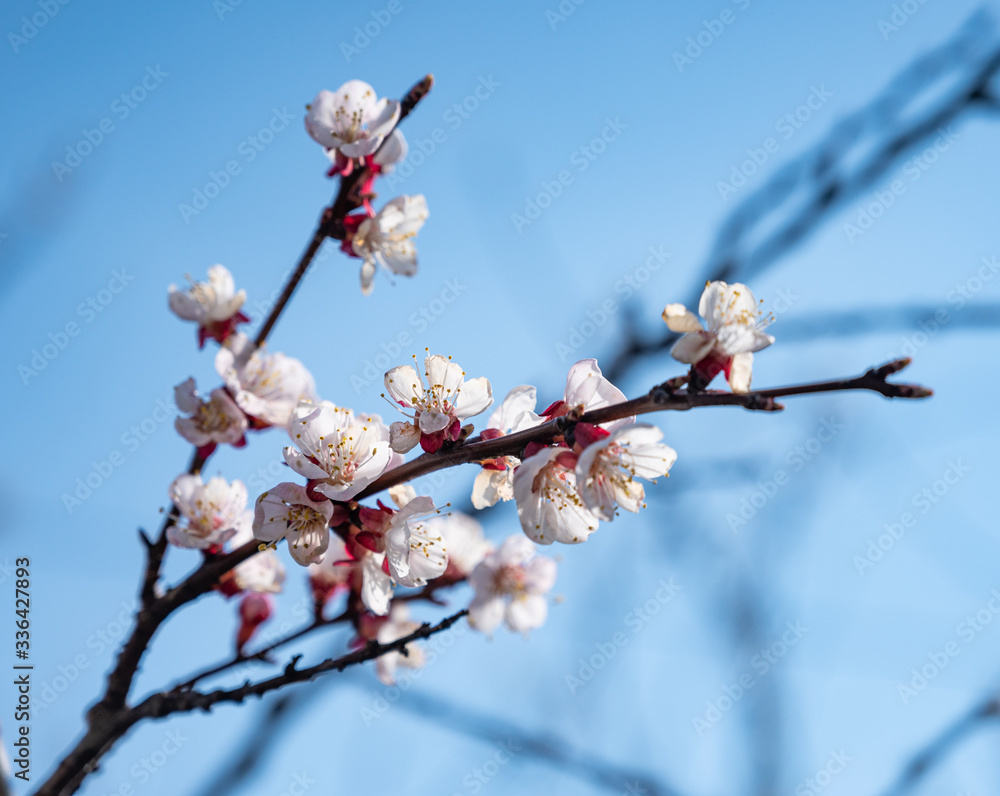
xmin=357 ymin=485 xmax=448 ymax=615
xmin=372 ymin=129 xmax=408 ymax=170
xmin=382 ymin=486 xmax=446 ymax=589
xmin=575 ymin=423 xmax=678 ymax=521
xmin=353 ymin=195 xmax=429 ymax=295
xmin=428 ymin=513 xmax=493 ymax=577
xmin=216 ymin=334 xmax=318 ymax=429
xmin=472 ymin=385 xmax=541 ymax=509
xmin=174 ymin=377 xmax=248 ymax=448
xmin=305 ymin=80 xmax=400 ymax=159
xmin=384 ymin=353 xmax=492 ymax=453
xmin=168 ymin=264 xmax=246 ymax=325
xmin=283 ymin=401 xmax=391 ymax=501
xmin=558 ymin=359 xmax=628 ymax=422
xmin=252 ymin=483 xmax=333 ymax=566
xmin=167 ymin=474 xmax=247 ymax=550
xmin=662 ymin=280 xmax=774 ymax=392
xmin=229 ymin=511 xmax=285 ymax=594
xmin=512 ymin=447 xmax=600 ymax=545
xmin=468 ymin=535 xmax=557 ymax=637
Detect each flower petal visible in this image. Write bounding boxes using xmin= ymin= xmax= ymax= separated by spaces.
xmin=506 ymin=594 xmax=548 ymax=635
xmin=174 ymin=377 xmax=201 ymax=414
xmin=361 ymin=554 xmax=393 ymax=616
xmin=384 ymin=365 xmax=422 ymax=407
xmin=670 ymin=331 xmax=715 ymax=364
xmin=455 ymin=377 xmax=493 ymax=420
xmin=468 ymin=594 xmax=505 ymax=636
xmin=727 ymin=351 xmax=754 ymax=393
xmin=662 ymin=303 xmax=704 ymax=333
xmin=282 ymin=447 xmax=328 ymax=480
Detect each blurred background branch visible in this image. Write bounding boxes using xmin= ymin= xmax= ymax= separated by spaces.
xmin=607 ymin=10 xmax=1000 ymax=381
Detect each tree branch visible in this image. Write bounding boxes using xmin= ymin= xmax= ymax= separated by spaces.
xmin=32 ymin=74 xmax=435 ymax=796
xmin=253 ymin=74 xmax=433 ymax=346
xmin=355 ymin=357 xmax=930 ymax=500
xmin=606 ymin=13 xmax=1000 ymax=381
xmin=141 ymin=610 xmax=468 ymax=717
xmin=874 ymin=692 xmax=1000 ymax=796
xmin=170 ymin=611 xmax=350 ymax=692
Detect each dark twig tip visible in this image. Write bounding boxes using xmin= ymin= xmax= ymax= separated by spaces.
xmin=895 ymin=384 xmax=934 ymax=399
xmin=873 ymin=357 xmax=912 ymax=378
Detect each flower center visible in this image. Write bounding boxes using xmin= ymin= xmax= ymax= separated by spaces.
xmin=198 ymin=400 xmax=232 ymax=433
xmin=534 ymin=462 xmax=585 ymax=510
xmin=592 ymin=443 xmax=636 ymax=487
xmin=287 ymin=505 xmax=325 ymax=533
xmin=493 ymin=564 xmax=525 ymax=596
xmin=187 ymin=277 xmax=218 ymax=309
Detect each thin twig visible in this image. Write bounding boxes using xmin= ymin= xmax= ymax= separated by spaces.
xmin=355 ymin=358 xmax=930 ymax=501
xmin=141 ymin=610 xmax=468 ymax=717
xmin=32 ymin=74 xmax=436 ymax=796
xmin=874 ymin=693 xmax=1000 ymax=796
xmin=172 ymin=611 xmax=350 ymax=692
xmin=606 ymin=15 xmax=1000 ymax=381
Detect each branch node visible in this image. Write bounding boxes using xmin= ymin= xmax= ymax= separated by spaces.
xmin=650 ymin=374 xmax=689 ymax=404
xmin=743 ymin=395 xmax=783 ymax=412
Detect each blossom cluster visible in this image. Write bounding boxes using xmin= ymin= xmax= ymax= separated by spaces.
xmin=161 ymin=76 xmax=777 ymax=684
xmin=305 ymin=80 xmax=429 ymax=294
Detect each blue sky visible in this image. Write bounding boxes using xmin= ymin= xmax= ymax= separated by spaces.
xmin=3 ymin=1 xmax=1000 ymax=794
